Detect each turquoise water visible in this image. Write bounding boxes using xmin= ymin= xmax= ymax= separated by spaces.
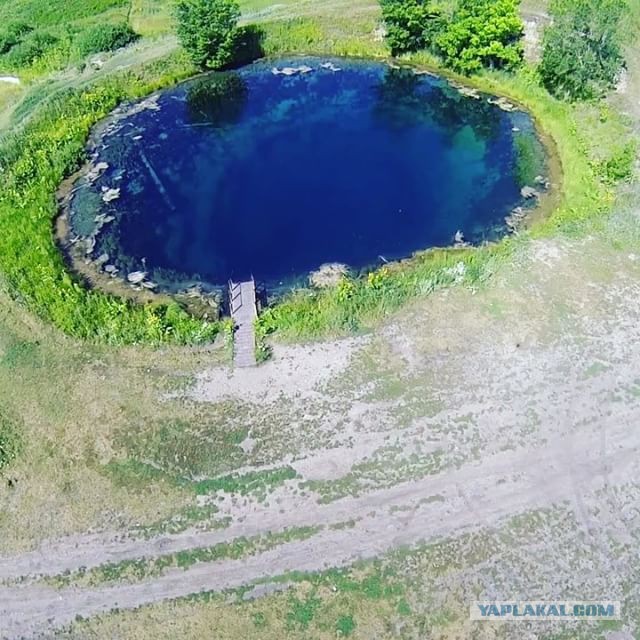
xmin=69 ymin=57 xmax=546 ymax=290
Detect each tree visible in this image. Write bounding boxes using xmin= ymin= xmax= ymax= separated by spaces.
xmin=539 ymin=0 xmax=626 ymax=101
xmin=435 ymin=0 xmax=524 ymax=75
xmin=175 ymin=0 xmax=241 ymax=70
xmin=380 ymin=0 xmax=443 ymax=55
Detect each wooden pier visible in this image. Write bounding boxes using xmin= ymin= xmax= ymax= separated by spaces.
xmin=229 ymin=278 xmax=258 ymax=368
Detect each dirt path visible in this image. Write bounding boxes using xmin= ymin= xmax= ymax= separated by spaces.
xmin=2 ymin=408 xmax=639 ymax=637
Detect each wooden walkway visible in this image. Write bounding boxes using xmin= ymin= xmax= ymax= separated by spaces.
xmin=229 ymin=279 xmax=258 ymax=368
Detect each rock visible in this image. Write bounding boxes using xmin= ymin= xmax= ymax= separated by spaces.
xmin=521 ymin=186 xmax=539 ymax=199
xmin=320 ymin=62 xmax=342 ymax=72
xmin=94 ymin=253 xmax=109 ymax=267
xmin=489 ymin=97 xmax=517 ymax=112
xmin=455 ymin=85 xmax=481 ymax=99
xmin=142 ymin=281 xmax=158 ymax=290
xmin=104 ymin=264 xmax=118 ymax=274
xmin=505 ymin=206 xmax=527 ymax=231
xmin=127 ymin=271 xmax=147 ymax=285
xmin=101 ymin=187 xmax=121 ymax=203
xmin=0 ymin=76 xmax=20 ymax=85
xmin=534 ymin=175 xmax=550 ymax=189
xmin=454 ymin=230 xmax=468 ymax=247
xmin=310 ymin=263 xmax=349 ymax=288
xmin=87 ymin=161 xmax=109 ymax=183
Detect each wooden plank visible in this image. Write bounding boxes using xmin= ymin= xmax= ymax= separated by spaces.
xmin=229 ymin=279 xmax=258 ymax=367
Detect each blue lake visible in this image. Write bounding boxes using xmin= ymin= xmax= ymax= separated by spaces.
xmin=69 ymin=57 xmax=546 ymax=290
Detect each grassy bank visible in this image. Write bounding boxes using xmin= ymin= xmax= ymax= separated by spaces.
xmin=0 ymin=52 xmax=221 ymax=345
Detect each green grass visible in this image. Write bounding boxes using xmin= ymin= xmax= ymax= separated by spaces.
xmin=106 ymin=458 xmax=298 ymax=498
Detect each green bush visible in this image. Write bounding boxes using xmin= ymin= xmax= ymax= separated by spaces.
xmin=175 ymin=0 xmax=241 ymax=69
xmin=75 ymin=22 xmax=139 ymax=57
xmin=435 ymin=0 xmax=524 ymax=75
xmin=4 ymin=30 xmax=58 ymax=67
xmin=539 ymin=0 xmax=627 ymax=101
xmin=598 ymin=142 xmax=637 ymax=184
xmin=380 ymin=0 xmax=443 ymax=55
xmin=0 ymin=22 xmax=33 ymax=54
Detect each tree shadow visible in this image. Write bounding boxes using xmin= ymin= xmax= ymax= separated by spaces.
xmin=186 ymin=72 xmax=249 ymax=127
xmin=228 ymin=24 xmax=265 ymax=68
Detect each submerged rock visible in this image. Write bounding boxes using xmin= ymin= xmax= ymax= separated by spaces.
xmin=101 ymin=187 xmax=121 ymax=203
xmin=86 ymin=162 xmax=109 ymax=183
xmin=505 ymin=206 xmax=527 ymax=231
xmin=310 ymin=263 xmax=349 ymax=288
xmin=94 ymin=253 xmax=110 ymax=267
xmin=320 ymin=62 xmax=342 ymax=72
xmin=454 ymin=84 xmax=481 ymax=100
xmin=488 ymin=97 xmax=517 ymax=112
xmin=272 ymin=65 xmax=314 ymax=76
xmin=521 ymin=186 xmax=539 ymax=199
xmin=127 ymin=271 xmax=147 ymax=284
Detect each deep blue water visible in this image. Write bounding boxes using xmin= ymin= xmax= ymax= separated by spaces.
xmin=70 ymin=57 xmax=545 ymax=290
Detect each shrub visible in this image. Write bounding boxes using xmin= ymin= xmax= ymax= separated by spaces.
xmin=175 ymin=0 xmax=241 ymax=69
xmin=435 ymin=0 xmax=524 ymax=75
xmin=539 ymin=0 xmax=627 ymax=101
xmin=0 ymin=22 xmax=33 ymax=55
xmin=597 ymin=142 xmax=637 ymax=184
xmin=75 ymin=22 xmax=139 ymax=57
xmin=380 ymin=0 xmax=443 ymax=55
xmin=4 ymin=31 xmax=58 ymax=67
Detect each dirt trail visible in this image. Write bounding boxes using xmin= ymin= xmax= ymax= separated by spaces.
xmin=1 ymin=410 xmax=639 ymax=637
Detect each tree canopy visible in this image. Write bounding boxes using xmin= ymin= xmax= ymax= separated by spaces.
xmin=539 ymin=0 xmax=627 ymax=101
xmin=175 ymin=0 xmax=240 ymax=69
xmin=380 ymin=0 xmax=442 ymax=55
xmin=435 ymin=0 xmax=524 ymax=75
